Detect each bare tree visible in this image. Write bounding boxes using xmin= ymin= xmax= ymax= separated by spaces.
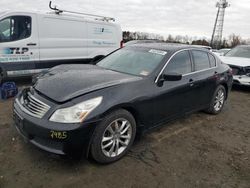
xmin=123 ymin=31 xmax=250 ymax=47
xmin=166 ymin=34 xmax=174 ymax=42
xmin=191 ymin=39 xmax=209 ymax=46
xmin=228 ymin=34 xmax=242 ymax=47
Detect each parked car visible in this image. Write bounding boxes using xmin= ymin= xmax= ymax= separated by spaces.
xmin=0 ymin=9 xmax=122 ymax=83
xmin=213 ymin=48 xmax=231 ymax=56
xmin=13 ymin=43 xmax=233 ymax=163
xmin=220 ymin=45 xmax=250 ymax=86
xmin=218 ymin=48 xmax=231 ymax=55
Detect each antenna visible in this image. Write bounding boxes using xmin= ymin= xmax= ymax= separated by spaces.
xmin=211 ymin=0 xmax=230 ymax=49
xmin=48 ymin=1 xmax=115 ymax=22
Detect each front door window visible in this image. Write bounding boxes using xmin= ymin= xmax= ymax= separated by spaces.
xmin=0 ymin=16 xmax=31 ymax=43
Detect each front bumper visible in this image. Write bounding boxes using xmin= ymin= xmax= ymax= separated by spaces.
xmin=13 ymin=98 xmax=100 ymax=158
xmin=233 ymin=75 xmax=250 ymax=86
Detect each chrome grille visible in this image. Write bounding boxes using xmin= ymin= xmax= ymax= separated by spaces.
xmin=20 ymin=91 xmax=50 ymax=118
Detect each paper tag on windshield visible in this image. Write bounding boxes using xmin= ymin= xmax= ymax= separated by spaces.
xmin=149 ymin=49 xmax=167 ymax=56
xmin=140 ymin=71 xmax=149 ymax=76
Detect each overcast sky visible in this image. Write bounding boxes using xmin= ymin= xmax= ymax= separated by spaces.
xmin=0 ymin=0 xmax=249 ymax=39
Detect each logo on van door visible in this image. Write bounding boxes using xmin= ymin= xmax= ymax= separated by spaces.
xmin=93 ymin=27 xmax=112 ymax=34
xmin=4 ymin=48 xmax=29 ymax=55
xmin=0 ymin=47 xmax=31 ymax=62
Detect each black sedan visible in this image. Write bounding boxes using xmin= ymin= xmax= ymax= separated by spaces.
xmin=13 ymin=43 xmax=233 ymax=163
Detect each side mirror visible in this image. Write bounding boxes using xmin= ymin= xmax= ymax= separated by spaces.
xmin=162 ymin=73 xmax=182 ymax=81
xmin=219 ymin=52 xmax=225 ymax=56
xmin=157 ymin=72 xmax=182 ymax=87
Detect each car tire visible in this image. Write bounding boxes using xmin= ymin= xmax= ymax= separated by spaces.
xmin=205 ymin=85 xmax=226 ymax=115
xmin=90 ymin=109 xmax=136 ymax=164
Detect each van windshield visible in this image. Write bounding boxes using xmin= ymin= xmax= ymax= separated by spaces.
xmin=97 ymin=47 xmax=167 ymax=76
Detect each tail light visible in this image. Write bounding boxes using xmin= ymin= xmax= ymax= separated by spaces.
xmin=120 ymin=40 xmax=124 ymax=48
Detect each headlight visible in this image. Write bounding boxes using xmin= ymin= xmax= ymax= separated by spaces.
xmin=49 ymin=97 xmax=103 ymax=123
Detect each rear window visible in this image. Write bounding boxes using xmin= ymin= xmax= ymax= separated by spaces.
xmin=192 ymin=50 xmax=210 ymax=71
xmin=208 ymin=53 xmax=216 ymax=67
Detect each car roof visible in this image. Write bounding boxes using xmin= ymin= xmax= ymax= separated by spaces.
xmin=127 ymin=43 xmax=209 ymax=53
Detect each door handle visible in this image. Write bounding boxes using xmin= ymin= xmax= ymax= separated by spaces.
xmin=27 ymin=43 xmax=37 ymax=46
xmin=189 ymin=79 xmax=194 ymax=87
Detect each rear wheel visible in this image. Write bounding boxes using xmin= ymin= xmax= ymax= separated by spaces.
xmin=90 ymin=109 xmax=136 ymax=164
xmin=205 ymin=85 xmax=226 ymax=114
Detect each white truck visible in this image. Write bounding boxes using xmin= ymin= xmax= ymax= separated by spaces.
xmin=0 ymin=2 xmax=123 ymax=82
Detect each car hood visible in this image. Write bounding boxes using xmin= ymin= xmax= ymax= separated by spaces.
xmin=34 ymin=64 xmax=141 ymax=103
xmin=220 ymin=56 xmax=250 ymax=67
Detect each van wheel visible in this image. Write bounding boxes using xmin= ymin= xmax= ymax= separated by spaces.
xmin=205 ymin=85 xmax=226 ymax=115
xmin=90 ymin=109 xmax=136 ymax=164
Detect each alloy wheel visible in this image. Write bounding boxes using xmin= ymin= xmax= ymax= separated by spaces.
xmin=214 ymin=89 xmax=225 ymax=111
xmin=101 ymin=118 xmax=132 ymax=158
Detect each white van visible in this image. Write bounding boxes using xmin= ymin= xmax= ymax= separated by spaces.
xmin=0 ymin=8 xmax=122 ymax=82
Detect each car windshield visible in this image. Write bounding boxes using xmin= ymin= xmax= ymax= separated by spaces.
xmin=97 ymin=48 xmax=166 ymax=76
xmin=225 ymin=46 xmax=250 ymax=58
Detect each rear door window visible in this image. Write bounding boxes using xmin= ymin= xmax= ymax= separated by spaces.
xmin=192 ymin=50 xmax=210 ymax=71
xmin=0 ymin=16 xmax=31 ymax=43
xmin=165 ymin=51 xmax=192 ymax=75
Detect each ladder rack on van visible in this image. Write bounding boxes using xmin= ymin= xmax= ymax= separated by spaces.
xmin=49 ymin=1 xmax=115 ymax=22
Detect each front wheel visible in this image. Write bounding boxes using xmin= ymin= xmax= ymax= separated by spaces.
xmin=205 ymin=85 xmax=226 ymax=114
xmin=90 ymin=109 xmax=136 ymax=164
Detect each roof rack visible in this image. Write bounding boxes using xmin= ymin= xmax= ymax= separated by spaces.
xmin=49 ymin=1 xmax=115 ymax=22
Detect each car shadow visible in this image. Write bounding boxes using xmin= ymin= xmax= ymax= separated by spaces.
xmin=232 ymin=85 xmax=250 ymax=92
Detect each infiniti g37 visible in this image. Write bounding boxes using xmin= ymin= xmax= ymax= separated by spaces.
xmin=13 ymin=43 xmax=233 ymax=163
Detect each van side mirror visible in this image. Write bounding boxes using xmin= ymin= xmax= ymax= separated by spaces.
xmin=162 ymin=73 xmax=182 ymax=81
